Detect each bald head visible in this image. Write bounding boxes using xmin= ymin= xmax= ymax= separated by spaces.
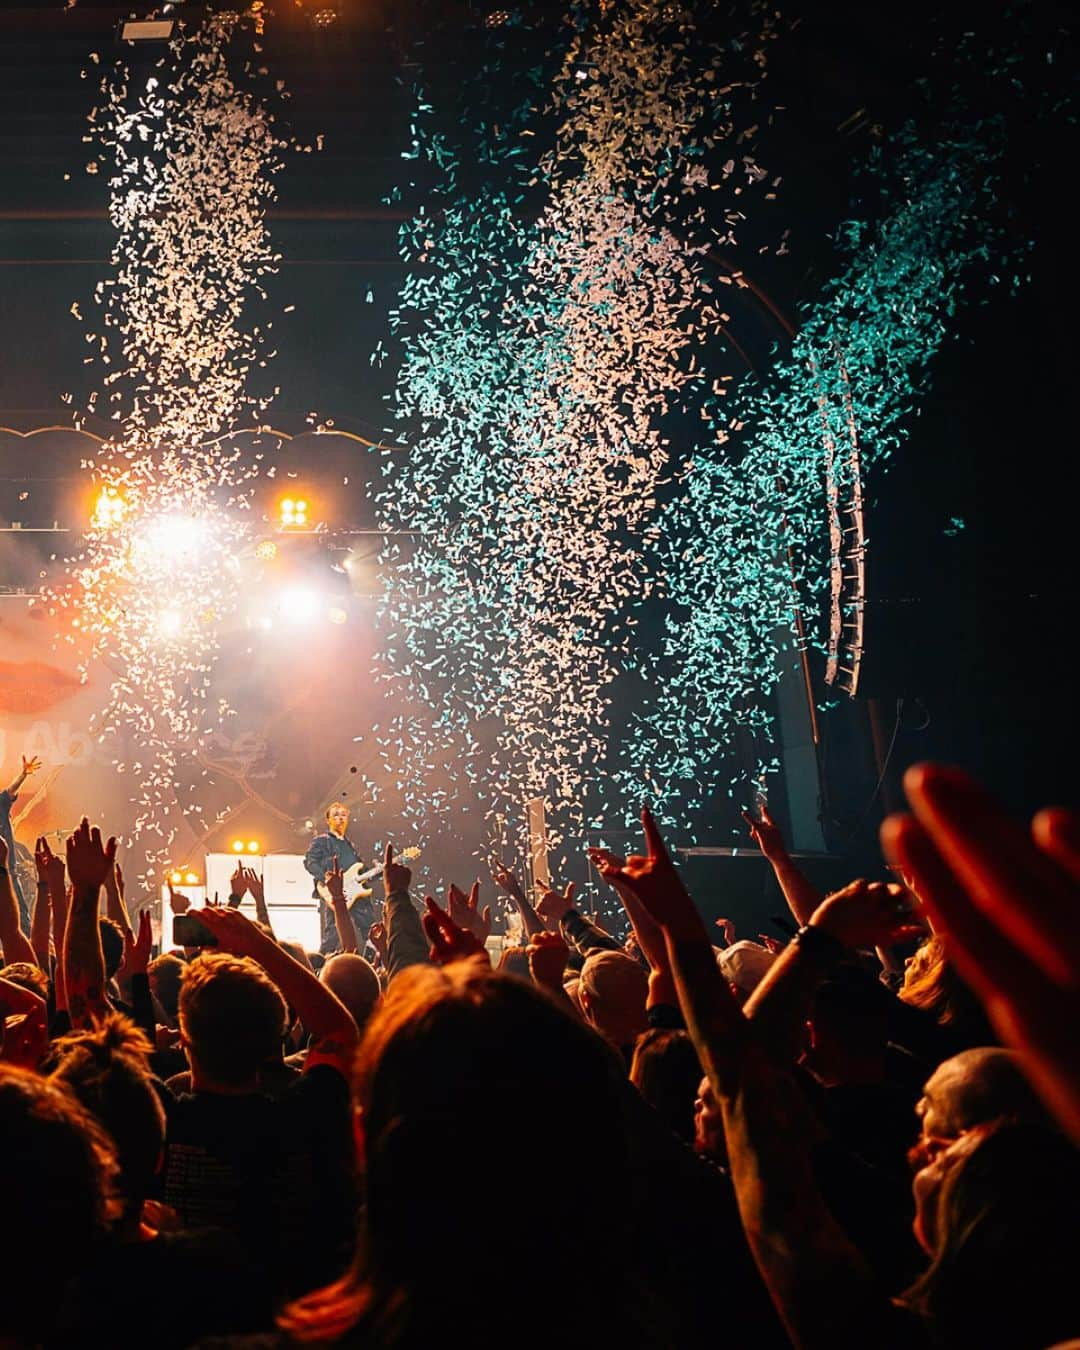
xmin=918 ymin=1048 xmax=1047 ymax=1142
xmin=320 ymin=953 xmax=381 ymax=1033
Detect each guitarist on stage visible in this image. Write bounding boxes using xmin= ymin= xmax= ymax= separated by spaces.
xmin=304 ymin=801 xmax=374 ymax=954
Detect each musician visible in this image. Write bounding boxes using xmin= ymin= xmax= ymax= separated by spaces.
xmin=303 ymin=801 xmax=374 ymax=955
xmin=0 ymin=754 xmax=40 ymax=933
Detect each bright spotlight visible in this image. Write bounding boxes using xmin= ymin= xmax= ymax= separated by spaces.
xmin=158 ymin=609 xmax=183 ymax=637
xmin=278 ymin=495 xmax=310 ymax=529
xmin=140 ymin=514 xmax=207 ymax=562
xmin=170 ymin=869 xmax=183 ymax=884
xmin=184 ymin=871 xmax=198 ymax=885
xmin=327 ymin=606 xmax=348 ymax=625
xmin=255 ymin=539 xmax=278 ymax=561
xmin=246 ymin=840 xmax=260 ymax=854
xmin=279 ymin=587 xmax=321 ymax=624
xmin=92 ymin=488 xmax=126 ymax=530
xmin=231 ymin=840 xmax=245 ymax=853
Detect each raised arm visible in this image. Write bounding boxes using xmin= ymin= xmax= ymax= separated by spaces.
xmin=103 ymin=854 xmax=134 ymax=943
xmin=0 ymin=836 xmax=36 ymax=966
xmin=589 ymin=846 xmax=677 ymax=1010
xmin=193 ymin=905 xmax=358 ymax=1075
xmin=742 ymin=804 xmax=822 ymax=928
xmin=383 ymin=843 xmax=430 ymax=979
xmin=5 ymin=753 xmax=41 ymax=798
xmin=608 ymin=807 xmax=891 ymax=1349
xmin=743 ymin=880 xmax=925 ymax=1066
xmin=241 ymin=865 xmax=274 ymax=934
xmin=62 ymin=819 xmax=117 ymax=1030
xmin=882 ymin=762 xmax=1080 ymax=1145
xmin=29 ymin=837 xmax=58 ymax=971
xmin=323 ymin=858 xmax=357 ymax=954
xmin=490 ymin=858 xmax=544 ymax=940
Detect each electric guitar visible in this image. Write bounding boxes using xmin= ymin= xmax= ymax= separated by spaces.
xmin=315 ymin=847 xmax=421 ymax=905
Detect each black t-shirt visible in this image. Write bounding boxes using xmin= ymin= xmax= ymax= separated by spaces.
xmin=161 ymin=1066 xmax=357 ymax=1298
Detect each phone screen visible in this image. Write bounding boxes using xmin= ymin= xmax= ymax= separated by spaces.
xmin=172 ymin=914 xmax=218 ymax=947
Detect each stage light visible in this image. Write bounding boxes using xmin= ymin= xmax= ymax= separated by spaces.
xmin=170 ymin=869 xmax=183 ymax=884
xmin=140 ymin=514 xmax=207 ymax=562
xmin=278 ymin=496 xmax=310 ymax=529
xmin=184 ymin=871 xmax=198 ymax=885
xmin=158 ymin=609 xmax=183 ymax=637
xmin=92 ymin=488 xmax=126 ymax=530
xmin=278 ymin=586 xmax=321 ymax=624
xmin=231 ymin=839 xmax=245 ymax=853
xmin=310 ymin=5 xmax=340 ymax=27
xmin=328 ymin=606 xmax=348 ymax=625
xmin=255 ymin=539 xmax=278 ymax=561
xmin=485 ymin=9 xmax=511 ymax=26
xmin=246 ymin=840 xmax=260 ymax=853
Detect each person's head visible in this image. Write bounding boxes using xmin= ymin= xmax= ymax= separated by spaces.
xmin=578 ymin=948 xmax=649 ymax=1050
xmin=321 ymin=953 xmax=381 ymax=1034
xmin=148 ymin=952 xmax=185 ymax=1024
xmin=913 ymin=1048 xmax=1048 ymax=1162
xmin=326 ymin=802 xmax=350 ymax=837
xmin=283 ymin=963 xmax=637 ymax=1342
xmin=906 ymin=1124 xmax=1080 ymax=1349
xmin=178 ymin=952 xmax=287 ymax=1092
xmin=715 ymin=940 xmax=776 ymax=1005
xmin=630 ymin=1029 xmax=702 ymax=1146
xmin=99 ymin=917 xmax=124 ymax=981
xmin=692 ymin=1074 xmax=725 ymax=1161
xmin=900 ymin=935 xmax=991 ymax=1044
xmin=47 ymin=1013 xmax=165 ymax=1224
xmin=279 ymin=939 xmax=312 ymax=971
xmin=0 ymin=960 xmax=49 ymax=1000
xmin=806 ymin=970 xmax=891 ymax=1085
xmin=0 ymin=1066 xmax=117 ymax=1341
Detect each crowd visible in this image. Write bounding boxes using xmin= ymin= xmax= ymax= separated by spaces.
xmin=1 ymin=757 xmax=1077 ymax=1349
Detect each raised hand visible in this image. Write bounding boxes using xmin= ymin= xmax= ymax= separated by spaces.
xmin=367 ymin=921 xmax=388 ymax=964
xmin=383 ymin=842 xmax=413 ymax=896
xmin=882 ymin=762 xmax=1080 ymax=1145
xmin=741 ymin=801 xmax=787 ymax=860
xmin=189 ymin=905 xmax=275 ymax=962
xmin=421 ymin=895 xmax=488 ymax=966
xmin=65 ymin=818 xmax=117 ymax=889
xmin=808 ymin=878 xmax=927 ymax=950
xmin=535 ymin=881 xmax=576 ymax=930
xmin=21 ymin=755 xmax=42 ymax=777
xmin=526 ymin=929 xmax=570 ymax=991
xmin=592 ymin=807 xmax=702 ymax=939
xmin=34 ymin=836 xmax=65 ymax=892
xmin=324 ymin=857 xmax=346 ymax=906
xmin=167 ymin=878 xmax=191 ymax=916
xmin=490 ymin=857 xmax=526 ymax=902
xmin=715 ymin=916 xmax=736 ymax=946
xmin=242 ymin=865 xmax=265 ymax=906
xmin=230 ymin=861 xmax=249 ymax=898
xmin=447 ymin=880 xmax=491 ymax=941
xmin=117 ymin=908 xmax=153 ymax=982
